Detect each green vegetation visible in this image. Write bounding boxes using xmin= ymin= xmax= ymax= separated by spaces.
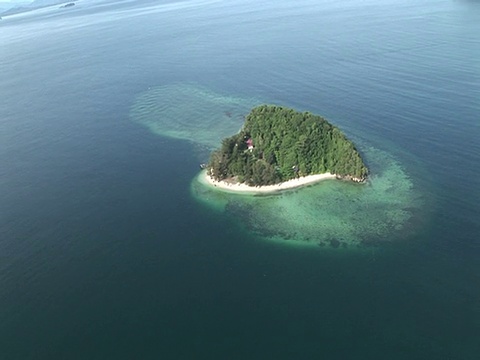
xmin=208 ymin=105 xmax=368 ymax=186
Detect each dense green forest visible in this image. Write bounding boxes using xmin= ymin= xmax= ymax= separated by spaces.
xmin=208 ymin=105 xmax=368 ymax=186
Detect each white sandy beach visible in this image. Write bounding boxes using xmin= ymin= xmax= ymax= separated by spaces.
xmin=203 ymin=171 xmax=337 ymax=193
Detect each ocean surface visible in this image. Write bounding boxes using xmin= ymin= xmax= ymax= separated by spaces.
xmin=1 ymin=0 xmax=479 ymax=358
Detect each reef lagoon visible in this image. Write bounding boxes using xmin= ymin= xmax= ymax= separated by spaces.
xmin=131 ymin=83 xmax=425 ymax=248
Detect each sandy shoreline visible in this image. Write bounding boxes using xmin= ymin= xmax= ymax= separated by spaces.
xmin=203 ymin=171 xmax=337 ymax=193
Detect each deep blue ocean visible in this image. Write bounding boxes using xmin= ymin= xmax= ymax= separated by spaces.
xmin=1 ymin=0 xmax=479 ymax=358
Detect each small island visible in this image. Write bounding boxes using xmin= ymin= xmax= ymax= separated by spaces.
xmin=206 ymin=105 xmax=368 ymax=192
xmin=59 ymin=2 xmax=75 ymax=8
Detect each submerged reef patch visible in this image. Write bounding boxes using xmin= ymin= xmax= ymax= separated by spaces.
xmin=129 ymin=83 xmax=423 ymax=248
xmin=130 ymin=83 xmax=258 ymax=149
xmin=192 ymin=144 xmax=423 ymax=248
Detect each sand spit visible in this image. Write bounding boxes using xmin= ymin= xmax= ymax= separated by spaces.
xmin=203 ymin=171 xmax=337 ymax=193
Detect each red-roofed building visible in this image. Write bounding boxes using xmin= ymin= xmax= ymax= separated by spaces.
xmin=246 ymin=138 xmax=254 ymax=150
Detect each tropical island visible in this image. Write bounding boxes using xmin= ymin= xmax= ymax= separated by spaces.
xmin=205 ymin=105 xmax=368 ymax=192
xmin=60 ymin=3 xmax=76 ymax=9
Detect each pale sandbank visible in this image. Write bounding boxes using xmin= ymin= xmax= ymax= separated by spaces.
xmin=203 ymin=171 xmax=337 ymax=193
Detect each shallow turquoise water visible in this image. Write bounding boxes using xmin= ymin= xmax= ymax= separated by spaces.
xmin=192 ymin=141 xmax=425 ymax=248
xmin=130 ymin=84 xmax=259 ymax=149
xmin=131 ymin=83 xmax=425 ymax=248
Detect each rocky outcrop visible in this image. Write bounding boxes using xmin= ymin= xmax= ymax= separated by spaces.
xmin=336 ymin=174 xmax=367 ymax=183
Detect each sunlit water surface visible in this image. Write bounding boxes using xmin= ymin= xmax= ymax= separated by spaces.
xmin=0 ymin=0 xmax=479 ymax=358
